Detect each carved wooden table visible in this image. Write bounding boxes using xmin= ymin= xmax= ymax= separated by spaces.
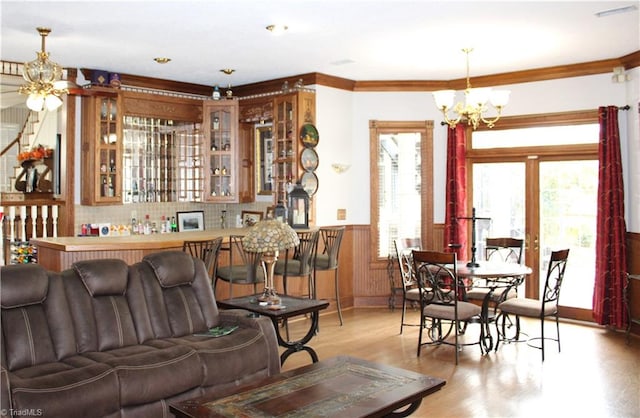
xmin=170 ymin=356 xmax=446 ymax=418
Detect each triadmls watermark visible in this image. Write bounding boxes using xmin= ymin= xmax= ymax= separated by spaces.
xmin=1 ymin=409 xmax=43 ymax=416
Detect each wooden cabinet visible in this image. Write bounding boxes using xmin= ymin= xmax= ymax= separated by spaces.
xmin=81 ymin=92 xmax=122 ymax=205
xmin=238 ymin=122 xmax=255 ymax=203
xmin=203 ymin=100 xmax=239 ymax=202
xmin=272 ymin=90 xmax=315 ymax=204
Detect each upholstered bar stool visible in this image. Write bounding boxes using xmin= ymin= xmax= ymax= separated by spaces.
xmin=182 ymin=237 xmax=223 ymax=289
xmin=312 ymin=226 xmax=346 ymax=325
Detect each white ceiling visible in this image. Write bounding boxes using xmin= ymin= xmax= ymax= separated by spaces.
xmin=1 ymin=0 xmax=639 ymax=89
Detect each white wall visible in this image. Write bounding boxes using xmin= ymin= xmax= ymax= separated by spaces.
xmin=624 ymin=66 xmax=639 ymax=233
xmin=314 ymin=72 xmax=639 ymax=232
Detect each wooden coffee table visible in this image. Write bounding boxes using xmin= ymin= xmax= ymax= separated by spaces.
xmin=170 ymin=356 xmax=446 ymax=418
xmin=217 ymin=294 xmax=329 ymax=365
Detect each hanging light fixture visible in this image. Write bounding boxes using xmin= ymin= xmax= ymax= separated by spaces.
xmin=18 ymin=27 xmax=68 ymax=112
xmin=433 ymin=48 xmax=510 ymax=129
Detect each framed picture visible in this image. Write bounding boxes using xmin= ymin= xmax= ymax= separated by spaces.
xmin=241 ymin=210 xmax=263 ymax=227
xmin=265 ymin=205 xmax=275 ymax=220
xmin=176 ymin=210 xmax=205 ymax=232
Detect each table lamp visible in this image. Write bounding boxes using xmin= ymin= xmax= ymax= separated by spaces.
xmin=242 ymin=219 xmax=300 ymax=304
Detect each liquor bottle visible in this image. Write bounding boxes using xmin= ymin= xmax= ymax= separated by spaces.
xmin=131 ymin=217 xmax=137 ymax=235
xmin=144 ymin=214 xmax=151 ymax=235
xmin=165 ymin=215 xmax=172 ymax=233
xmin=171 ymin=216 xmax=177 ymax=232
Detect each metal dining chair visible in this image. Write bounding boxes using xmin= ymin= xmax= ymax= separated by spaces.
xmin=467 ymin=237 xmax=525 ymax=307
xmin=496 ymin=248 xmax=570 ymax=361
xmin=182 ymin=237 xmax=223 ymax=289
xmin=412 ymin=250 xmax=484 ymax=364
xmin=393 ymin=237 xmax=423 ymax=334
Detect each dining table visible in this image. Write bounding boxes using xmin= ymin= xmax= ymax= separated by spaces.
xmin=455 ymin=261 xmax=533 ymax=352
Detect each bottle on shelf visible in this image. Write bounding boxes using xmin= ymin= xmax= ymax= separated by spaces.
xmin=171 ymin=216 xmax=177 ymax=232
xmin=165 ymin=215 xmax=172 ymax=233
xmin=220 ymin=210 xmax=227 ymax=229
xmin=144 ymin=214 xmax=151 ymax=235
xmin=131 ymin=217 xmax=137 ymax=235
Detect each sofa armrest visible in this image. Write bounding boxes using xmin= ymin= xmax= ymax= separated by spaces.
xmin=218 ymin=309 xmax=281 ymax=375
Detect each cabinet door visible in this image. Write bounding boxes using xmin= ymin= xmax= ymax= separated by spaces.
xmin=81 ymin=94 xmax=122 ymax=205
xmin=272 ymin=94 xmax=296 ymax=204
xmin=271 ymin=91 xmax=316 ymax=205
xmin=203 ymin=100 xmax=239 ymax=202
xmin=238 ymin=122 xmax=255 ymax=203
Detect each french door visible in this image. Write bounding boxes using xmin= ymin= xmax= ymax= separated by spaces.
xmin=469 ymin=116 xmax=599 ymax=321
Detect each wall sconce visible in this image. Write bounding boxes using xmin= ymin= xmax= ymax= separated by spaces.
xmin=331 ymin=163 xmax=351 ymax=174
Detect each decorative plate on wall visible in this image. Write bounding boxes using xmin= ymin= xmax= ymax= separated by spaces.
xmin=301 ymin=148 xmax=319 ymax=171
xmin=300 ymin=171 xmax=318 ymax=196
xmin=300 ymin=124 xmax=319 ymax=148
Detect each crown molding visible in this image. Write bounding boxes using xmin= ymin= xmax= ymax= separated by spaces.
xmin=74 ymin=50 xmax=639 ymax=96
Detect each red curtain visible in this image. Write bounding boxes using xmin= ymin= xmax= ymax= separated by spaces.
xmin=593 ymin=106 xmax=628 ymax=328
xmin=443 ymin=124 xmax=468 ymax=259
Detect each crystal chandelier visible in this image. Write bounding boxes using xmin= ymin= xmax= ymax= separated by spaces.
xmin=18 ymin=27 xmax=68 ymax=112
xmin=433 ymin=48 xmax=510 ymax=129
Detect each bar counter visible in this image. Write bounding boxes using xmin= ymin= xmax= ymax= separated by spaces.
xmin=31 ymin=228 xmax=245 ymax=272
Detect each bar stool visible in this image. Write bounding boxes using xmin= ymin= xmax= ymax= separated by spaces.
xmin=182 ymin=237 xmax=223 ymax=289
xmin=214 ymin=235 xmax=264 ymax=299
xmin=312 ymin=226 xmax=345 ymax=325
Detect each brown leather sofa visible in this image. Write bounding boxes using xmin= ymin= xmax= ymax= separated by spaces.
xmin=1 ymin=250 xmax=280 ymax=418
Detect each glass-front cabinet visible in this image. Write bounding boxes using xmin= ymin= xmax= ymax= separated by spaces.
xmin=81 ymin=92 xmax=122 ymax=205
xmin=203 ymin=100 xmax=239 ymax=202
xmin=272 ymin=90 xmax=315 ymax=204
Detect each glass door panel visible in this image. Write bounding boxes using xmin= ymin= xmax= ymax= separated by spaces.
xmin=539 ymin=160 xmax=597 ymax=309
xmin=473 ymin=162 xmax=526 ymax=290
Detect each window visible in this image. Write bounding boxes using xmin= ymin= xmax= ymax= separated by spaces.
xmin=369 ymin=121 xmax=433 ymax=264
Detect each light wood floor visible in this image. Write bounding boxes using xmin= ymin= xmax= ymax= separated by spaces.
xmin=280 ymin=307 xmax=640 ymax=418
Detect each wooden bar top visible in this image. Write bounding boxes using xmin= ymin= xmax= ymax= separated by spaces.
xmin=31 ymin=228 xmax=246 ymax=252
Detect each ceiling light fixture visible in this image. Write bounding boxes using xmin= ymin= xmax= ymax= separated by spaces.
xmin=19 ymin=27 xmax=68 ymax=112
xmin=220 ymin=68 xmax=235 ymax=75
xmin=154 ymin=57 xmax=171 ymax=64
xmin=266 ymin=24 xmax=288 ymax=35
xmin=432 ymin=48 xmax=510 ymax=130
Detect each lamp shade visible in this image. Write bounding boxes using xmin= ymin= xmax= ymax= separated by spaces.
xmin=433 ymin=90 xmax=455 ymax=110
xmin=242 ymin=219 xmax=300 ymax=253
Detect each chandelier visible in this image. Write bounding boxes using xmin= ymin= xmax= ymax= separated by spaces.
xmin=18 ymin=27 xmax=68 ymax=112
xmin=433 ymin=48 xmax=510 ymax=129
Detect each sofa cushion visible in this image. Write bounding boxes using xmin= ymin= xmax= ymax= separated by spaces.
xmin=0 ymin=264 xmax=48 ymax=308
xmin=169 ymin=328 xmax=274 ymax=387
xmin=1 ymin=268 xmax=78 ymax=371
xmin=144 ymin=251 xmax=195 ymax=288
xmin=81 ymin=344 xmax=203 ymax=406
xmin=73 ymin=259 xmax=129 ymax=296
xmin=9 ymin=360 xmax=119 ymax=418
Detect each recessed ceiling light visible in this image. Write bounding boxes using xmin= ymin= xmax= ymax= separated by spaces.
xmin=153 ymin=57 xmax=171 ymax=64
xmin=220 ymin=69 xmax=235 ymax=75
xmin=266 ymin=24 xmax=288 ymax=34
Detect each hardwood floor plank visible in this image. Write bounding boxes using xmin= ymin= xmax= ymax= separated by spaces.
xmin=280 ymin=308 xmax=640 ymax=417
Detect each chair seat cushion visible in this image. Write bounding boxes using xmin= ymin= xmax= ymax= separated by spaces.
xmin=274 ymin=259 xmax=306 ymax=275
xmin=9 ymin=359 xmax=119 ymax=418
xmin=314 ymin=254 xmax=332 ymax=270
xmin=423 ymin=301 xmax=481 ymax=321
xmin=499 ymin=297 xmax=557 ymax=317
xmin=81 ymin=344 xmax=202 ymax=406
xmin=467 ymin=287 xmax=516 ymax=302
xmin=217 ymin=265 xmax=264 ymax=283
xmin=405 ymin=288 xmax=422 ymax=301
